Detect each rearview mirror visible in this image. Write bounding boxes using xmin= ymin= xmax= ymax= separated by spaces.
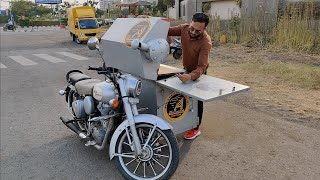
xmin=87 ymin=37 xmax=100 ymax=50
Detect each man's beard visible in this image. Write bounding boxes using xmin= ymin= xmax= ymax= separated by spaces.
xmin=188 ymin=31 xmax=203 ymax=39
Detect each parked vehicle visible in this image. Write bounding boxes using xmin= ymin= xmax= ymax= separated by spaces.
xmin=59 ymin=38 xmax=179 ymax=179
xmin=67 ymin=6 xmax=101 ymax=44
xmin=97 ymin=18 xmax=104 ymax=27
xmin=104 ymin=18 xmax=114 ymax=26
xmin=170 ymin=38 xmax=182 ymax=59
xmin=3 ymin=20 xmax=16 ymax=31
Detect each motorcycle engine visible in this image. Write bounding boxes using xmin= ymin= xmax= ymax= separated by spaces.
xmin=90 ymin=117 xmax=110 ymax=145
xmin=92 ymin=125 xmax=106 ymax=144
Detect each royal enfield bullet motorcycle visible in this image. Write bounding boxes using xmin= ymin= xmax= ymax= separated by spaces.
xmin=59 ymin=38 xmax=179 ymax=180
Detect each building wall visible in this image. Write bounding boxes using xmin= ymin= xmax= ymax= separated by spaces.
xmin=180 ymin=0 xmax=197 ymax=22
xmin=241 ymin=0 xmax=279 ymax=17
xmin=168 ymin=7 xmax=177 ymax=19
xmin=209 ymin=0 xmax=240 ymax=19
xmin=178 ymin=0 xmax=240 ymax=21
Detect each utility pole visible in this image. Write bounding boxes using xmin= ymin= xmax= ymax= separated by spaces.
xmin=108 ymin=0 xmax=110 ymax=17
xmin=196 ymin=0 xmax=197 ymax=13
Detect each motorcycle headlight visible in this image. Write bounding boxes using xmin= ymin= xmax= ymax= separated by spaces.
xmin=125 ymin=76 xmax=142 ymax=97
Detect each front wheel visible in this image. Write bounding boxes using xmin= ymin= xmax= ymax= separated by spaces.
xmin=173 ymin=49 xmax=182 ymax=59
xmin=115 ymin=123 xmax=179 ymax=180
xmin=76 ymin=37 xmax=82 ymax=44
xmin=72 ymin=34 xmax=76 ymax=41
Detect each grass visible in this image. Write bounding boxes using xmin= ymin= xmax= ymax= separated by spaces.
xmin=206 ymin=1 xmax=320 ymax=53
xmin=271 ymin=2 xmax=320 ymax=53
xmin=240 ymin=61 xmax=320 ymax=90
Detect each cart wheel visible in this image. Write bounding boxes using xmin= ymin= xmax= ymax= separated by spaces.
xmin=173 ymin=49 xmax=182 ymax=59
xmin=115 ymin=123 xmax=179 ymax=180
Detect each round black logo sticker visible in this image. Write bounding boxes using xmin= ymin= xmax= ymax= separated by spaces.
xmin=163 ymin=92 xmax=189 ymax=122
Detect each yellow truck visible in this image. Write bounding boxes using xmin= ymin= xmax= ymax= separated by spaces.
xmin=67 ymin=6 xmax=101 ymax=44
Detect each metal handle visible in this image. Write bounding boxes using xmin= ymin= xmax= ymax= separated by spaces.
xmin=131 ymin=39 xmax=149 ymax=52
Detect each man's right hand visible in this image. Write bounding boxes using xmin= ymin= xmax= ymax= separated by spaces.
xmin=176 ymin=73 xmax=192 ymax=83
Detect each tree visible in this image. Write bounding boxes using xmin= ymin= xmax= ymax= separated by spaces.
xmin=157 ymin=0 xmax=167 ymax=15
xmin=163 ymin=0 xmax=175 ymax=8
xmin=96 ymin=8 xmax=105 ymax=18
xmin=11 ymin=0 xmax=52 ymax=20
xmin=35 ymin=5 xmax=52 ymax=16
xmin=56 ymin=1 xmax=71 ymax=17
xmin=11 ymin=0 xmax=34 ymax=17
xmin=83 ymin=1 xmax=99 ymax=7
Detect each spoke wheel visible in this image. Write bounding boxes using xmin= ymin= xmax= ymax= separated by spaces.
xmin=115 ymin=123 xmax=179 ymax=180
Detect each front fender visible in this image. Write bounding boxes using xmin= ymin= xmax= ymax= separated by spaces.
xmin=109 ymin=114 xmax=172 ymax=160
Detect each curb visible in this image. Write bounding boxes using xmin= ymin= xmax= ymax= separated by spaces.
xmin=1 ymin=25 xmax=67 ymax=32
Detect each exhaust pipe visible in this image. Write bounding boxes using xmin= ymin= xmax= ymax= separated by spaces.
xmin=60 ymin=117 xmax=87 ymax=139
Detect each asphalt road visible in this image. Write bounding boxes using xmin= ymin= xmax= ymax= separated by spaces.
xmin=1 ymin=29 xmax=320 ymax=180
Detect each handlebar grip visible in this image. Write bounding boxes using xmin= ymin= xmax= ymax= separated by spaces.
xmin=88 ymin=66 xmax=101 ymax=71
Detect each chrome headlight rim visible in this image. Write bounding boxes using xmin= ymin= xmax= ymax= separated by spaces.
xmin=125 ymin=76 xmax=142 ymax=97
xmin=135 ymin=80 xmax=142 ymax=96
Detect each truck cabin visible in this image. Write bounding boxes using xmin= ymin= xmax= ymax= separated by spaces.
xmin=76 ymin=18 xmax=99 ymax=29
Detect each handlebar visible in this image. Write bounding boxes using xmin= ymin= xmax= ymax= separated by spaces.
xmin=88 ymin=66 xmax=103 ymax=71
xmin=97 ymin=71 xmax=111 ymax=74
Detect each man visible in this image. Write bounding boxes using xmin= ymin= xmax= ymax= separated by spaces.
xmin=168 ymin=12 xmax=212 ymax=140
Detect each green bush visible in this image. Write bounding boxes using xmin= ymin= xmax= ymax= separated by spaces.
xmin=18 ymin=17 xmax=30 ymax=27
xmin=30 ymin=20 xmax=60 ymax=26
xmin=60 ymin=18 xmax=67 ymax=24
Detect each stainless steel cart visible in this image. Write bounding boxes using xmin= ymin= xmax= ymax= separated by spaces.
xmin=101 ymin=17 xmax=249 ymax=135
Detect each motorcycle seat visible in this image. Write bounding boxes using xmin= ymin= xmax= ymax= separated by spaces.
xmin=69 ymin=72 xmax=91 ymax=85
xmin=75 ymin=79 xmax=101 ymax=96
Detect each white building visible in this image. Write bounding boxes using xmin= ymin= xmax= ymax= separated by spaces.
xmin=99 ymin=0 xmax=109 ymax=10
xmin=170 ymin=0 xmax=240 ymax=21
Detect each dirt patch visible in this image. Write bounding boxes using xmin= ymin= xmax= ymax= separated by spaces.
xmin=166 ymin=45 xmax=320 ymax=130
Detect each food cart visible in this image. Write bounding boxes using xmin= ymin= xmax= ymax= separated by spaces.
xmin=101 ymin=17 xmax=250 ymax=135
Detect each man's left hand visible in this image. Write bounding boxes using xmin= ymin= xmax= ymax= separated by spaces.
xmin=176 ymin=73 xmax=192 ymax=83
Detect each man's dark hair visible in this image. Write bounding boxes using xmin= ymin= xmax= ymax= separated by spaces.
xmin=192 ymin=13 xmax=209 ymax=26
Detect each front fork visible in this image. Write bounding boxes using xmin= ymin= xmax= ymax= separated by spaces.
xmin=117 ymin=78 xmax=142 ymax=156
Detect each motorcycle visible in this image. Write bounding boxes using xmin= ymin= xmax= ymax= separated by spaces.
xmin=170 ymin=38 xmax=182 ymax=59
xmin=3 ymin=21 xmax=16 ymax=31
xmin=59 ymin=37 xmax=179 ymax=180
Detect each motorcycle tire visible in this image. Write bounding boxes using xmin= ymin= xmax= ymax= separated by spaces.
xmin=72 ymin=34 xmax=76 ymax=42
xmin=115 ymin=123 xmax=179 ymax=180
xmin=173 ymin=49 xmax=182 ymax=59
